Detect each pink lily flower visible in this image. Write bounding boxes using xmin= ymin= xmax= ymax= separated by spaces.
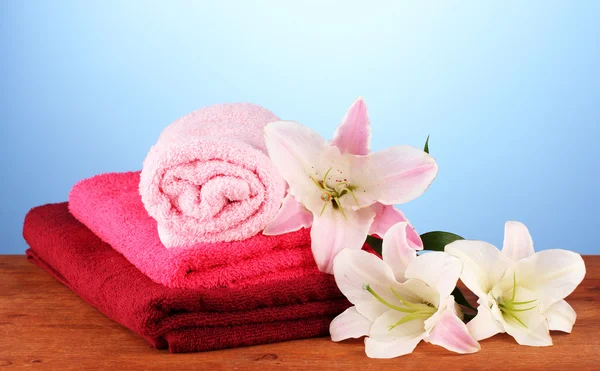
xmin=263 ymin=97 xmax=438 ymax=273
xmin=330 ymin=223 xmax=480 ymax=358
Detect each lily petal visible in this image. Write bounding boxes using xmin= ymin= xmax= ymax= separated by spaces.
xmin=311 ymin=206 xmax=375 ymax=274
xmin=330 ymin=97 xmax=371 ymax=156
xmin=353 ymin=145 xmax=438 ymax=207
xmin=365 ymin=309 xmax=425 ymax=358
xmin=466 ymin=299 xmax=505 ymax=341
xmin=369 ymin=203 xmax=423 ymax=249
xmin=264 ymin=120 xmax=327 ymax=202
xmin=427 ymin=298 xmax=480 ymax=354
xmin=502 ymin=221 xmax=535 ymax=261
xmin=330 ymin=306 xmax=372 ymax=342
xmin=263 ymin=194 xmax=313 ymax=235
xmin=504 ymin=314 xmax=553 ymax=346
xmin=405 ymin=251 xmax=462 ymax=302
xmin=381 ymin=222 xmax=417 ymax=282
xmin=544 ymin=299 xmax=576 ymax=333
xmin=332 ymin=249 xmax=404 ymax=322
xmin=445 ymin=240 xmax=511 ymax=298
xmin=512 ymin=249 xmax=586 ymax=311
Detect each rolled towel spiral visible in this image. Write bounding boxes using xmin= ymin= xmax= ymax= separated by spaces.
xmin=139 ymin=103 xmax=286 ymax=247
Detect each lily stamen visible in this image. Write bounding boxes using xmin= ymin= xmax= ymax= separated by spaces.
xmin=338 ymin=186 xmax=360 ymax=206
xmin=390 ymin=286 xmax=434 ymax=310
xmin=334 ymin=197 xmax=348 ymax=220
xmin=496 ymin=272 xmax=538 ymax=328
xmin=320 ymin=201 xmax=328 ymax=216
xmin=310 ymin=167 xmax=360 ymax=220
xmin=389 ymin=312 xmax=434 ymax=330
xmin=364 ymin=283 xmax=438 ymax=331
xmin=363 ymin=284 xmax=412 ymax=313
xmin=322 ymin=167 xmax=334 ymax=192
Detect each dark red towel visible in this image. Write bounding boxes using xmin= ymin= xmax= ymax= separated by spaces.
xmin=23 ymin=203 xmax=350 ymax=352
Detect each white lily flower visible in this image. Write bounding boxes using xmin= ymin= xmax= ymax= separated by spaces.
xmin=330 ymin=222 xmax=480 ymax=358
xmin=446 ymin=221 xmax=586 ymax=346
xmin=263 ymin=98 xmax=438 ymax=273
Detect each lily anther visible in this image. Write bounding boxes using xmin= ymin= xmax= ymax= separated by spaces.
xmin=310 ymin=167 xmax=360 ymax=220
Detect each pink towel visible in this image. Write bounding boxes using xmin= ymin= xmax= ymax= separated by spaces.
xmin=69 ymin=171 xmax=318 ymax=289
xmin=139 ymin=103 xmax=286 ymax=247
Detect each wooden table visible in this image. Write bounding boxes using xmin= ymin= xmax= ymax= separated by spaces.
xmin=1 ymin=255 xmax=598 ymax=370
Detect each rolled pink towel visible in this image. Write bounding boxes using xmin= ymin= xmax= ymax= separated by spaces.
xmin=139 ymin=103 xmax=286 ymax=247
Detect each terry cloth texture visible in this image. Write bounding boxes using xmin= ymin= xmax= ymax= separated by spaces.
xmin=23 ymin=203 xmax=350 ymax=353
xmin=69 ymin=171 xmax=319 ymax=289
xmin=139 ymin=103 xmax=286 ymax=247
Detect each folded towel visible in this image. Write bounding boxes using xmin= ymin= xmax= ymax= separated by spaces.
xmin=69 ymin=172 xmax=318 ymax=289
xmin=139 ymin=103 xmax=286 ymax=247
xmin=23 ymin=203 xmax=349 ymax=353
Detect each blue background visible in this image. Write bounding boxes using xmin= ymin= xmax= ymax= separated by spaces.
xmin=1 ymin=1 xmax=599 ymax=254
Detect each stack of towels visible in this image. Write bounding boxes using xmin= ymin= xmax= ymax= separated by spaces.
xmin=23 ymin=104 xmax=350 ymax=353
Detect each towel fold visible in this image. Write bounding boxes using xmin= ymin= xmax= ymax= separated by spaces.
xmin=23 ymin=203 xmax=349 ymax=353
xmin=69 ymin=171 xmax=318 ymax=289
xmin=139 ymin=103 xmax=286 ymax=247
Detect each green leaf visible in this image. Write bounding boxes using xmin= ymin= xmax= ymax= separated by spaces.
xmin=420 ymin=231 xmax=464 ymax=252
xmin=452 ymin=287 xmax=477 ymax=311
xmin=365 ymin=235 xmax=383 ymax=256
xmin=424 ymin=135 xmax=430 ymax=154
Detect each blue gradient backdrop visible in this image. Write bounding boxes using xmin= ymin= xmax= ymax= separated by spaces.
xmin=1 ymin=1 xmax=599 ymax=254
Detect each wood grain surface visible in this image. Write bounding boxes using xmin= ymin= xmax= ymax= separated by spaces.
xmin=1 ymin=255 xmax=598 ymax=370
